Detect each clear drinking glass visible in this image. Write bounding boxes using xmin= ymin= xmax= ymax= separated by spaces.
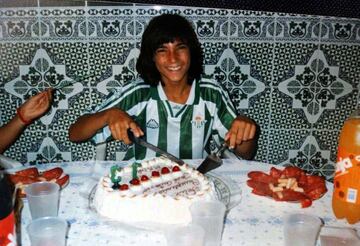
xmin=190 ymin=200 xmax=226 ymax=246
xmin=24 ymin=181 xmax=60 ymax=219
xmin=283 ymin=213 xmax=322 ymax=246
xmin=27 ymin=216 xmax=68 ymax=246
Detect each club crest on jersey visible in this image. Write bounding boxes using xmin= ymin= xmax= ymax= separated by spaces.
xmin=191 ymin=115 xmax=207 ymax=128
xmin=146 ymin=119 xmax=159 ymax=129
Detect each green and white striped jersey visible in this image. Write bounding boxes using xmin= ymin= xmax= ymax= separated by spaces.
xmin=88 ymin=77 xmax=237 ymax=160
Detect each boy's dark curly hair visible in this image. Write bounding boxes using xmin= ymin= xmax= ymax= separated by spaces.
xmin=136 ymin=14 xmax=203 ymax=86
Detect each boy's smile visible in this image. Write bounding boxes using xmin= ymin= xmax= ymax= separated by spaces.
xmin=154 ymin=39 xmax=191 ymax=86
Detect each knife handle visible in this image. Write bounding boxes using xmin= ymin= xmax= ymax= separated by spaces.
xmin=127 ymin=129 xmax=138 ymax=144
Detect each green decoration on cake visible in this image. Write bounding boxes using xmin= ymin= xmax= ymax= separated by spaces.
xmin=110 ymin=165 xmax=122 ymax=184
xmin=131 ymin=162 xmax=142 ymax=179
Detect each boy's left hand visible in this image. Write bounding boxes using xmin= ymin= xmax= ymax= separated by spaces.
xmin=225 ymin=115 xmax=256 ymax=149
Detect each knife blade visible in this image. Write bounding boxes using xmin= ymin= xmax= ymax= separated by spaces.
xmin=127 ymin=129 xmax=185 ymax=166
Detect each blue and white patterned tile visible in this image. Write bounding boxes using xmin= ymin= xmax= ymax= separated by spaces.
xmin=243 ymin=87 xmax=271 ymax=131
xmin=319 ymin=44 xmax=360 ymax=88
xmin=48 ymin=130 xmax=93 ymax=162
xmin=95 ymin=46 xmax=139 ymax=95
xmin=1 ymin=46 xmax=54 ymax=130
xmin=230 ymin=9 xmax=276 ymax=17
xmin=269 ymin=88 xmax=312 ymax=129
xmin=201 ymin=41 xmax=228 ymax=68
xmin=314 ymin=90 xmax=359 ymax=130
xmin=4 ymin=47 xmax=84 ymax=127
xmin=229 ymin=14 xmax=275 ymax=41
xmin=0 ymin=88 xmax=19 ymax=125
xmin=357 ymin=22 xmax=360 ymax=42
xmin=280 ymin=134 xmax=334 ymax=179
xmin=0 ymin=42 xmax=40 ymax=85
xmin=275 ymin=15 xmax=321 ymax=42
xmin=185 ymin=11 xmax=230 ymax=41
xmin=58 ymin=86 xmax=102 ymax=154
xmin=58 ymin=87 xmax=93 ymax=115
xmin=87 ymin=6 xmax=135 ymax=41
xmin=205 ymin=46 xmax=266 ymax=111
xmin=229 ymin=42 xmax=274 ymax=86
xmin=4 ymin=129 xmax=47 ymax=164
xmin=313 ymin=128 xmax=339 ymax=160
xmin=38 ymin=7 xmax=87 ymax=41
xmin=42 ymin=42 xmax=89 ymax=80
xmin=134 ymin=6 xmax=231 ymax=42
xmin=106 ymin=140 xmax=129 ymax=161
xmin=133 ymin=15 xmax=151 ymax=43
xmin=320 ymin=17 xmax=360 ymax=44
xmin=25 ymin=135 xmax=72 ymax=164
xmin=267 ymin=129 xmax=311 ymax=165
xmin=0 ymin=7 xmax=40 ymax=41
xmin=49 ymin=87 xmax=91 ymax=133
xmin=134 ymin=5 xmax=182 ymax=18
xmin=68 ymin=139 xmax=95 ymax=162
xmin=254 ymin=128 xmax=269 ymax=163
xmin=278 ymin=49 xmax=352 ymax=124
xmin=88 ymin=41 xmax=136 ymax=88
xmin=182 ymin=6 xmax=229 ymax=17
xmin=0 ymin=74 xmax=4 ymax=88
xmin=272 ymin=42 xmax=318 ymax=86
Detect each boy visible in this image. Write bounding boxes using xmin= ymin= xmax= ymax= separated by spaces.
xmin=69 ymin=14 xmax=258 ymax=160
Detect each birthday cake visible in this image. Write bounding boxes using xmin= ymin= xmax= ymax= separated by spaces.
xmin=93 ymin=157 xmax=216 ymax=225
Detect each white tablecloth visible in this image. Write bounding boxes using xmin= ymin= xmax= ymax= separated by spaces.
xmin=17 ymin=159 xmax=359 ymax=246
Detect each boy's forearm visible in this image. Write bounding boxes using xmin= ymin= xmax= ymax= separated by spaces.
xmin=68 ymin=111 xmax=108 ymax=142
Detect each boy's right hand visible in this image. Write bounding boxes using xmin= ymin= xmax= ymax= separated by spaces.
xmin=106 ymin=108 xmax=144 ymax=145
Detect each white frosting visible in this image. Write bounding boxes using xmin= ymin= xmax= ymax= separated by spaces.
xmin=93 ymin=157 xmax=216 ymax=224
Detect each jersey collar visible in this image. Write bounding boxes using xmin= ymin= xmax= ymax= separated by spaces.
xmin=151 ymin=80 xmax=200 ymax=105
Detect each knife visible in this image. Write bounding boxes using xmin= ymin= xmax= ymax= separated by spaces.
xmin=127 ymin=129 xmax=185 ymax=166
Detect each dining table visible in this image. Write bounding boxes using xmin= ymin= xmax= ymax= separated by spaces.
xmin=14 ymin=158 xmax=360 ymax=246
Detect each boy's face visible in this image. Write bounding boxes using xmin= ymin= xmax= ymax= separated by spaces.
xmin=153 ymin=39 xmax=191 ymax=86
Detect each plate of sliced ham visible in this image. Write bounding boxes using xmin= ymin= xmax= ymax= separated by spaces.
xmin=246 ymin=166 xmax=328 ymax=208
xmin=5 ymin=166 xmax=70 ymax=198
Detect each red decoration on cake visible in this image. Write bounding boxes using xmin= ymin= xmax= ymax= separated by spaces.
xmin=152 ymin=171 xmax=160 ymax=177
xmin=119 ymin=184 xmax=129 ymax=190
xmin=172 ymin=166 xmax=180 ymax=172
xmin=141 ymin=175 xmax=149 ymax=181
xmin=161 ymin=167 xmax=170 ymax=174
xmin=130 ymin=178 xmax=140 ymax=185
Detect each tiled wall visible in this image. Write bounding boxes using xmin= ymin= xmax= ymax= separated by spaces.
xmin=0 ymin=1 xmax=359 ymax=180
